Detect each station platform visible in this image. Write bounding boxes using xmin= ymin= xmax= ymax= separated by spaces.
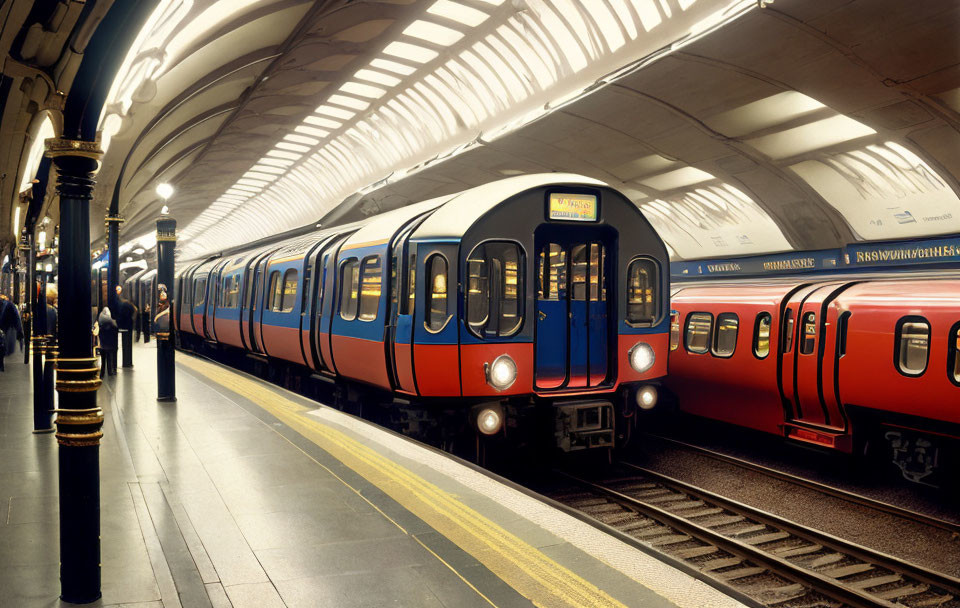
xmin=0 ymin=342 xmax=744 ymax=608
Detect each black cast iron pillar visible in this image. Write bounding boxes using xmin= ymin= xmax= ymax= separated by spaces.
xmin=156 ymin=213 xmax=176 ymax=402
xmin=33 ymin=259 xmax=53 ymax=433
xmin=23 ymin=230 xmax=34 ymax=365
xmin=105 ymin=214 xmax=122 ymax=312
xmin=46 ymin=137 xmax=104 ymax=604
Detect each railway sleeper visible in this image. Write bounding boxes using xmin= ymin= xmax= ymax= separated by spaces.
xmin=773 ymin=544 xmax=823 ymax=558
xmin=802 ymin=553 xmax=846 ymax=569
xmin=874 ymin=583 xmax=929 ymax=600
xmin=649 ymin=534 xmax=691 ymax=547
xmin=675 ymin=545 xmax=722 ymax=559
xmin=741 ymin=531 xmax=792 ymax=546
xmin=718 ymin=566 xmax=766 ymax=581
xmin=911 ymin=593 xmax=955 ymax=607
xmin=751 ymin=582 xmax=808 ymax=605
xmin=819 ymin=563 xmax=874 ymax=579
xmin=847 ymin=574 xmax=903 ymax=589
xmin=701 ymin=557 xmax=745 ymax=572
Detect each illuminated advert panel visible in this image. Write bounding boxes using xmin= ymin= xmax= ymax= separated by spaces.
xmin=548 ymin=193 xmax=598 ymax=222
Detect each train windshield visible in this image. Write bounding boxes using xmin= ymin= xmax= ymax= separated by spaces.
xmin=466 ymin=242 xmax=523 ymax=338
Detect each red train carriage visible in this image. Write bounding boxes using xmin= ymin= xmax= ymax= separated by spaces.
xmin=174 ymin=174 xmax=670 ymax=450
xmin=667 ymin=279 xmax=960 ymax=484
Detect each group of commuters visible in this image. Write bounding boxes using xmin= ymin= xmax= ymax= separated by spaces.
xmin=0 ymin=293 xmax=24 ymax=372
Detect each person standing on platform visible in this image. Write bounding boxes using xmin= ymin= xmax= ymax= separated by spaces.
xmin=142 ymin=301 xmax=151 ymax=343
xmin=0 ymin=294 xmax=23 ymax=370
xmin=98 ymin=307 xmax=118 ymax=377
xmin=116 ymin=285 xmax=137 ymax=368
xmin=45 ymin=286 xmax=58 ymax=336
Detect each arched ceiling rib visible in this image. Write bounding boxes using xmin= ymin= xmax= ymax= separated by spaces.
xmin=100 ymin=0 xmax=960 ymax=263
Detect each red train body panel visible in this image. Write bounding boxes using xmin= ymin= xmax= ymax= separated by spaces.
xmin=667 ymin=277 xmax=960 ymax=483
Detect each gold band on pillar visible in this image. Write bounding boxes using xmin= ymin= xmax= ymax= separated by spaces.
xmin=55 ymin=357 xmax=102 ymax=394
xmin=54 ymin=404 xmax=104 ymax=447
xmin=105 ymin=215 xmax=125 ymax=227
xmin=44 ymin=138 xmax=104 ymax=161
xmin=156 ymin=232 xmax=176 ymax=242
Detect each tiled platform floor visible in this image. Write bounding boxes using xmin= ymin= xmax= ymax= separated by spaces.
xmin=0 ymin=342 xmax=743 ymax=608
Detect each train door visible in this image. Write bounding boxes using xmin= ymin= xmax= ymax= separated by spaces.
xmin=388 ymin=226 xmax=420 ymax=393
xmin=534 ymin=227 xmax=613 ymax=390
xmin=790 ymin=283 xmax=855 ymax=432
xmin=251 ymin=254 xmax=271 ymax=354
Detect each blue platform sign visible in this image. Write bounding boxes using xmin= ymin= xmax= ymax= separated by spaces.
xmin=844 ymin=235 xmax=960 ymax=267
xmin=672 ymin=249 xmax=841 ymax=278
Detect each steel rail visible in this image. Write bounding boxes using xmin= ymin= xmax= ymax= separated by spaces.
xmin=618 ymin=463 xmax=960 ymax=599
xmin=641 ymin=432 xmax=960 ymax=537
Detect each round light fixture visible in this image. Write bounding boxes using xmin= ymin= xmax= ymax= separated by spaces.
xmin=477 ymin=407 xmax=503 ymax=435
xmin=486 ymin=354 xmax=517 ymax=391
xmin=156 ymin=183 xmax=174 ymax=200
xmin=629 ymin=342 xmax=655 ymax=373
xmin=636 ymin=385 xmax=658 ymax=410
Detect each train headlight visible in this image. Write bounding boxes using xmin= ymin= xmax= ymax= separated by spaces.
xmin=485 ymin=354 xmax=517 ymax=391
xmin=628 ymin=342 xmax=655 ymax=373
xmin=477 ymin=407 xmax=503 ymax=435
xmin=636 ymin=385 xmax=658 ymax=410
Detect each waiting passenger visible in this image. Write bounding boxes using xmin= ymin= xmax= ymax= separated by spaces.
xmin=98 ymin=307 xmax=118 ymax=377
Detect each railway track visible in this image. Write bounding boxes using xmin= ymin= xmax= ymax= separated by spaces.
xmin=641 ymin=433 xmax=960 ymax=538
xmin=544 ymin=464 xmax=960 ymax=608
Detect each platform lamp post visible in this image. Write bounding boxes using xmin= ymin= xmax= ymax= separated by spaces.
xmin=45 ymin=137 xmax=105 ymax=604
xmin=155 ymin=184 xmax=176 ymax=402
xmin=19 ymin=231 xmax=32 ymax=365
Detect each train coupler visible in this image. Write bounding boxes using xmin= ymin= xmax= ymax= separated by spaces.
xmin=554 ymin=400 xmax=614 ymax=452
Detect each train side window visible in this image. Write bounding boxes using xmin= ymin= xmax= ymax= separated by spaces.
xmin=626 ymin=257 xmax=658 ymax=326
xmin=358 ymin=256 xmax=382 ymax=321
xmin=339 ymin=259 xmax=359 ymax=321
xmin=800 ymin=312 xmax=816 ymax=355
xmin=684 ymin=312 xmax=712 ymax=354
xmin=268 ymin=271 xmax=283 ymax=311
xmin=949 ymin=323 xmax=960 ymax=386
xmin=194 ymin=278 xmax=206 ymax=308
xmin=426 ymin=254 xmax=449 ymax=331
xmin=280 ymin=269 xmax=298 ymax=313
xmin=754 ymin=313 xmax=772 ymax=359
xmin=571 ymin=244 xmax=587 ymax=301
xmin=538 ymin=243 xmax=566 ymax=301
xmin=895 ymin=317 xmax=929 ymax=376
xmin=467 ymin=242 xmax=523 ymax=338
xmin=782 ymin=309 xmax=795 ymax=353
xmin=712 ymin=313 xmax=738 ymax=358
xmin=669 ymin=311 xmax=679 ymax=351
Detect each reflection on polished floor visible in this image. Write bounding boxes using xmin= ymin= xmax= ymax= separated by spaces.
xmin=0 ymin=343 xmax=741 ymax=608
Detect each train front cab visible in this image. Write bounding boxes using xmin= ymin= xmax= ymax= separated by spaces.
xmin=406 ymin=176 xmax=670 ymax=451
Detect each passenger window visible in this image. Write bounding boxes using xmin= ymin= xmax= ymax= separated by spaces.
xmin=269 ymin=271 xmax=283 ymax=311
xmin=684 ymin=312 xmax=712 ymax=354
xmin=754 ymin=313 xmax=772 ymax=359
xmin=712 ymin=313 xmax=738 ymax=357
xmin=588 ymin=243 xmax=605 ymax=302
xmin=426 ymin=254 xmax=448 ymax=331
xmin=896 ymin=317 xmax=929 ymax=376
xmin=782 ymin=309 xmax=795 ymax=353
xmin=194 ymin=279 xmax=206 ymax=308
xmin=626 ymin=257 xmax=657 ymax=326
xmin=669 ymin=311 xmax=679 ymax=351
xmin=280 ymin=269 xmax=297 ymax=313
xmin=358 ymin=256 xmax=382 ymax=321
xmin=466 ymin=242 xmax=523 ymax=337
xmin=339 ymin=259 xmax=359 ymax=321
xmin=950 ymin=324 xmax=960 ymax=385
xmin=800 ymin=312 xmax=816 ymax=355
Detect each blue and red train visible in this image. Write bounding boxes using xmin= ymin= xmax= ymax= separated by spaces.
xmin=173 ymin=174 xmax=670 ymax=450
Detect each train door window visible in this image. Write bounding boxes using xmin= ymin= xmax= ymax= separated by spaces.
xmin=406 ymin=253 xmax=416 ymax=314
xmin=782 ymin=309 xmax=795 ymax=353
xmin=800 ymin=312 xmax=816 ymax=355
xmin=538 ymin=243 xmax=566 ymax=301
xmin=339 ymin=259 xmax=360 ymax=321
xmin=669 ymin=311 xmax=679 ymax=351
xmin=949 ymin=323 xmax=960 ymax=386
xmin=358 ymin=256 xmax=382 ymax=321
xmin=467 ymin=242 xmax=523 ymax=337
xmin=684 ymin=312 xmax=712 ymax=354
xmin=280 ymin=269 xmax=297 ymax=313
xmin=426 ymin=254 xmax=448 ymax=331
xmin=896 ymin=317 xmax=929 ymax=376
xmin=194 ymin=279 xmax=206 ymax=308
xmin=754 ymin=313 xmax=772 ymax=359
xmin=588 ymin=244 xmax=605 ymax=302
xmin=226 ymin=275 xmax=240 ymax=308
xmin=570 ymin=245 xmax=587 ymax=301
xmin=268 ymin=271 xmax=282 ymax=311
xmin=627 ymin=257 xmax=657 ymax=326
xmin=712 ymin=313 xmax=738 ymax=358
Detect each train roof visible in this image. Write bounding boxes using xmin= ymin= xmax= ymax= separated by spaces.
xmin=341 ymin=195 xmax=454 ymax=252
xmin=413 ymin=173 xmax=605 ymax=240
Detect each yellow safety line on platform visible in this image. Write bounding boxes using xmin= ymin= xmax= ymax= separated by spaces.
xmin=180 ymin=356 xmax=626 ymax=608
